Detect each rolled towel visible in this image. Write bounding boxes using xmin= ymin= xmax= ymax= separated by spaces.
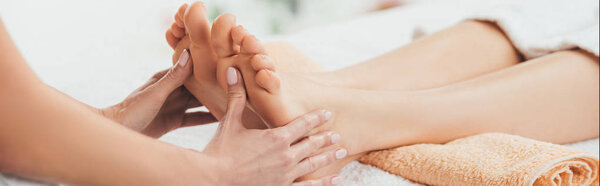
xmin=359 ymin=133 xmax=599 ymax=186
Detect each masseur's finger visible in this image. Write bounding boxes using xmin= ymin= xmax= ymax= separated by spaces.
xmin=221 ymin=67 xmax=246 ymax=129
xmin=135 ymin=69 xmax=169 ymax=92
xmin=293 ymin=148 xmax=347 ymax=180
xmin=292 ymin=174 xmax=342 ymax=186
xmin=291 ymin=132 xmax=339 ymax=162
xmin=276 ymin=110 xmax=331 ymax=142
xmin=146 ymin=49 xmax=193 ymax=100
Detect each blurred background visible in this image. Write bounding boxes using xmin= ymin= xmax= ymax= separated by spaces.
xmin=1 ymin=0 xmax=514 ymax=148
xmin=0 ymin=0 xmax=490 ymax=151
xmin=0 ymin=0 xmax=405 ymax=107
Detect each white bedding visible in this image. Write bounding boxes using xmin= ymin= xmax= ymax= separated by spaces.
xmin=1 ymin=0 xmax=598 ymax=185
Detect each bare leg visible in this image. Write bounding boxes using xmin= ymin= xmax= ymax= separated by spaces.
xmin=406 ymin=50 xmax=599 ymax=144
xmin=231 ymin=40 xmax=598 ymax=178
xmin=309 ymin=21 xmax=522 ymax=90
xmin=341 ymin=50 xmax=599 ymax=151
xmin=168 ymin=5 xmax=524 ymax=131
xmin=170 ymin=5 xmax=598 ymax=178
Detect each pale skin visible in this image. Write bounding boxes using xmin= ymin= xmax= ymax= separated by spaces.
xmin=0 ymin=18 xmax=346 ymax=185
xmin=167 ymin=2 xmax=599 ymax=179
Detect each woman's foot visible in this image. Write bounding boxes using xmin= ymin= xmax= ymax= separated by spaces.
xmin=165 ymin=3 xmax=328 ymax=128
xmin=214 ymin=26 xmax=373 ymax=179
xmin=165 ymin=2 xmax=225 ymax=118
xmin=167 ymin=3 xmax=386 ymax=179
xmin=166 ymin=2 xmax=272 ymax=130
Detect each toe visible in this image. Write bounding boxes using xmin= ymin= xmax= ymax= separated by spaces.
xmin=255 ymin=69 xmax=281 ymax=93
xmin=165 ymin=28 xmax=180 ymax=49
xmin=211 ymin=14 xmax=237 ymax=58
xmin=170 ymin=23 xmax=185 ymax=38
xmin=167 ymin=4 xmax=188 ymax=50
xmin=241 ymin=35 xmax=266 ymax=55
xmin=175 ymin=4 xmax=188 ymax=28
xmin=250 ymin=54 xmax=276 ymax=72
xmin=232 ymin=25 xmax=249 ymax=53
xmin=184 ymin=2 xmax=211 ymax=46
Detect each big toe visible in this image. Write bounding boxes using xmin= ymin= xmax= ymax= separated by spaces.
xmin=211 ymin=14 xmax=237 ymax=58
xmin=184 ymin=2 xmax=211 ymax=46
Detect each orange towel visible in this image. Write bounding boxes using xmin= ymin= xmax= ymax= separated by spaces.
xmin=359 ymin=133 xmax=599 ymax=186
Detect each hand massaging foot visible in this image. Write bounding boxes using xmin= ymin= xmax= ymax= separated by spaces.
xmin=166 ymin=2 xmax=267 ymax=129
xmin=167 ymin=2 xmax=372 ymax=179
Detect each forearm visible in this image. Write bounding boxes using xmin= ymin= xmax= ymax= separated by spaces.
xmin=0 ymin=83 xmax=212 ymax=185
xmin=0 ymin=20 xmax=217 ymax=185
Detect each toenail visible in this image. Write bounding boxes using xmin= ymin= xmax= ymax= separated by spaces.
xmin=335 ymin=149 xmax=347 ymax=159
xmin=177 ymin=49 xmax=189 ymax=67
xmin=227 ymin=67 xmax=238 ymax=85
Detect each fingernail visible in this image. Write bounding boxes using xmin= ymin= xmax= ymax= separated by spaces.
xmin=335 ymin=149 xmax=347 ymax=159
xmin=331 ymin=176 xmax=342 ymax=185
xmin=178 ymin=49 xmax=189 ymax=67
xmin=324 ymin=111 xmax=332 ymax=121
xmin=331 ymin=133 xmax=340 ymax=144
xmin=227 ymin=67 xmax=238 ymax=85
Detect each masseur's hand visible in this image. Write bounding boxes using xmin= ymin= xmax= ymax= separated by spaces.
xmin=203 ymin=67 xmax=345 ymax=186
xmin=100 ymin=50 xmax=216 ymax=137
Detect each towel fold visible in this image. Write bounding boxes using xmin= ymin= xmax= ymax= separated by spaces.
xmin=359 ymin=133 xmax=599 ymax=186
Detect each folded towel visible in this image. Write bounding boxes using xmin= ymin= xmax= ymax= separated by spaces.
xmin=359 ymin=133 xmax=599 ymax=186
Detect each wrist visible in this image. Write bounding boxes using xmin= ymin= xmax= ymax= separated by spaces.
xmin=98 ymin=105 xmax=139 ymax=131
xmin=96 ymin=105 xmax=119 ymax=122
xmin=176 ymin=148 xmax=225 ymax=185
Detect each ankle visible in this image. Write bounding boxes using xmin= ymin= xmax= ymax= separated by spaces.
xmin=328 ymin=89 xmax=437 ymax=152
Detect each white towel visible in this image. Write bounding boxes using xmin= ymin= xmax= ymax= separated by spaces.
xmin=468 ymin=0 xmax=600 ymax=59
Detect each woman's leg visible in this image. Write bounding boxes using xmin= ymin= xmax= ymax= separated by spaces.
xmin=330 ymin=50 xmax=599 ymax=153
xmin=168 ymin=4 xmax=523 ymax=131
xmin=308 ymin=21 xmax=523 ymax=90
xmin=362 ymin=50 xmax=599 ymax=150
xmin=230 ymin=39 xmax=598 ymax=177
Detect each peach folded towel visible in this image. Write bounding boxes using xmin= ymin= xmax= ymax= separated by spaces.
xmin=359 ymin=133 xmax=599 ymax=186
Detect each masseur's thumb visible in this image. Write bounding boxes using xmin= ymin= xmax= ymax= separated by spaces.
xmin=222 ymin=67 xmax=246 ymax=128
xmin=150 ymin=49 xmax=193 ymax=98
